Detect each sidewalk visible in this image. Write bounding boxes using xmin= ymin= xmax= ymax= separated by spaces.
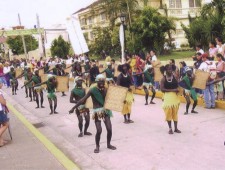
xmin=0 ymin=107 xmax=65 ymax=170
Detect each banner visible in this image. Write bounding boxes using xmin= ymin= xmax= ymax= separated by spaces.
xmin=66 ymin=15 xmax=89 ymax=55
xmin=0 ymin=28 xmax=44 ymax=37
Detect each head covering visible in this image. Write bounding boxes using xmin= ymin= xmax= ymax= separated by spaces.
xmin=184 ymin=67 xmax=192 ymax=73
xmin=47 ymin=74 xmax=54 ymax=79
xmin=201 ymin=53 xmax=208 ymax=59
xmin=144 ymin=64 xmax=152 ymax=71
xmin=95 ymin=74 xmax=105 ymax=82
xmin=74 ymin=76 xmax=83 ymax=82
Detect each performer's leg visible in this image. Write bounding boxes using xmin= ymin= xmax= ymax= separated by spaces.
xmin=25 ymin=86 xmax=28 ymax=98
xmin=184 ymin=94 xmax=190 ymax=115
xmin=33 ymin=88 xmax=36 ymax=101
xmin=104 ymin=116 xmax=116 ymax=150
xmin=29 ymin=88 xmax=32 ymax=101
xmin=150 ymin=87 xmax=156 ymax=104
xmin=167 ymin=121 xmax=173 ymax=134
xmin=35 ymin=91 xmax=39 ymax=108
xmin=15 ymin=80 xmax=18 ymax=91
xmin=191 ymin=99 xmax=198 ymax=113
xmin=84 ymin=112 xmax=92 ymax=135
xmin=144 ymin=87 xmax=149 ymax=105
xmin=40 ymin=91 xmax=44 ymax=108
xmin=77 ymin=114 xmax=83 ymax=137
xmin=127 ymin=113 xmax=134 ymax=123
xmin=174 ymin=121 xmax=181 ymax=133
xmin=123 ymin=115 xmax=128 ymax=123
xmin=53 ymin=97 xmax=58 ymax=114
xmin=11 ymin=84 xmax=15 ymax=95
xmin=94 ymin=118 xmax=102 ymax=153
xmin=48 ymin=98 xmax=53 ymax=114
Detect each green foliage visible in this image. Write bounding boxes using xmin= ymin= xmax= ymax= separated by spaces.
xmin=6 ymin=35 xmax=38 ymax=55
xmin=50 ymin=36 xmax=70 ymax=59
xmin=131 ymin=7 xmax=175 ymax=53
xmin=89 ymin=27 xmax=120 ymax=58
xmin=182 ymin=0 xmax=225 ymax=49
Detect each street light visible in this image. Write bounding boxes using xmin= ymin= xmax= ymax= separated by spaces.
xmin=119 ymin=13 xmax=126 ymax=64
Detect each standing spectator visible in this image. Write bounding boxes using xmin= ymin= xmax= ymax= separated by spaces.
xmin=150 ymin=50 xmax=157 ymax=62
xmin=193 ymin=53 xmax=203 ymax=69
xmin=3 ymin=62 xmax=11 ymax=88
xmin=0 ymin=63 xmax=6 ymax=86
xmin=0 ymin=79 xmax=9 ymax=146
xmin=216 ymin=53 xmax=225 ymax=95
xmin=216 ymin=37 xmax=225 ymax=59
xmin=169 ymin=59 xmax=179 ymax=80
xmin=192 ymin=44 xmax=204 ymax=61
xmin=104 ymin=52 xmax=111 ymax=67
xmin=209 ymin=41 xmax=218 ymax=61
xmin=199 ymin=54 xmax=216 ymax=109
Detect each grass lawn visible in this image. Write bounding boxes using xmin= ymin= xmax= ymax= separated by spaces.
xmin=158 ymin=50 xmax=195 ymax=61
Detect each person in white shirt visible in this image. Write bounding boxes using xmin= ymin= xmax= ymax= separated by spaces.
xmin=216 ymin=37 xmax=225 ymax=58
xmin=199 ymin=54 xmax=216 ymax=109
xmin=3 ymin=62 xmax=11 ymax=88
xmin=150 ymin=50 xmax=157 ymax=62
xmin=192 ymin=44 xmax=204 ymax=60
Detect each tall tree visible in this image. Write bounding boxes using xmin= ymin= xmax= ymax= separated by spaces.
xmin=7 ymin=35 xmax=38 ymax=55
xmin=50 ymin=36 xmax=70 ymax=59
xmin=182 ymin=0 xmax=225 ymax=49
xmin=131 ymin=7 xmax=175 ymax=53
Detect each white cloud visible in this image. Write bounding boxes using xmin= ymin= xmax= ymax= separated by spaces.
xmin=0 ymin=0 xmax=96 ymax=28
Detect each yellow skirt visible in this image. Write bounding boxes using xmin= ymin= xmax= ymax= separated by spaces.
xmin=162 ymin=92 xmax=180 ymax=121
xmin=122 ymin=91 xmax=134 ymax=115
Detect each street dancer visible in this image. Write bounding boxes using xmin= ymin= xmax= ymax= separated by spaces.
xmin=117 ymin=63 xmax=134 ymax=123
xmin=134 ymin=65 xmax=156 ymax=105
xmin=100 ymin=62 xmax=115 ymax=85
xmin=33 ymin=74 xmax=58 ymax=114
xmin=23 ymin=69 xmax=44 ymax=108
xmin=53 ymin=63 xmax=67 ymax=96
xmin=69 ymin=74 xmax=116 ymax=153
xmin=160 ymin=64 xmax=181 ymax=134
xmin=70 ymin=76 xmax=92 ymax=137
xmin=181 ymin=67 xmax=198 ymax=115
xmin=8 ymin=67 xmax=18 ymax=95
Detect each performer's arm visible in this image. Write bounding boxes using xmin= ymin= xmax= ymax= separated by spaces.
xmin=21 ymin=79 xmax=33 ymax=88
xmin=32 ymin=81 xmax=47 ymax=88
xmin=160 ymin=77 xmax=179 ymax=93
xmin=69 ymin=91 xmax=91 ymax=114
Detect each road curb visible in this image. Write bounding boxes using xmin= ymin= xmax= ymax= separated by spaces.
xmin=7 ymin=102 xmax=80 ymax=170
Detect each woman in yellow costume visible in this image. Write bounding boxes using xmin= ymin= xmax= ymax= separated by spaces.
xmin=160 ymin=64 xmax=181 ymax=134
xmin=117 ymin=63 xmax=134 ymax=124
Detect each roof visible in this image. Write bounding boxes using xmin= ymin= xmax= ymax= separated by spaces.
xmin=73 ymin=0 xmax=101 ymax=14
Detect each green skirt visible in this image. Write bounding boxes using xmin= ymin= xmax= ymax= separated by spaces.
xmin=47 ymin=92 xmax=56 ymax=100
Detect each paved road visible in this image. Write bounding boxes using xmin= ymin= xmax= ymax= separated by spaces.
xmin=3 ymin=79 xmax=225 ymax=170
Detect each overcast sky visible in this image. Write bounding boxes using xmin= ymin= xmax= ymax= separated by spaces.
xmin=0 ymin=0 xmax=96 ymax=29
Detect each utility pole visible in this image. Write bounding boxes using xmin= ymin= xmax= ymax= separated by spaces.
xmin=18 ymin=14 xmax=28 ymax=59
xmin=36 ymin=14 xmax=46 ymax=58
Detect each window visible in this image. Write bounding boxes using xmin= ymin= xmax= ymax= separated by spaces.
xmin=88 ymin=16 xmax=93 ymax=25
xmin=80 ymin=18 xmax=86 ymax=26
xmin=169 ymin=0 xmax=182 ymax=8
xmin=100 ymin=13 xmax=106 ymax=21
xmin=189 ymin=0 xmax=201 ymax=7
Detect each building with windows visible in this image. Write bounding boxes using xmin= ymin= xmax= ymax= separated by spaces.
xmin=74 ymin=0 xmax=209 ymax=46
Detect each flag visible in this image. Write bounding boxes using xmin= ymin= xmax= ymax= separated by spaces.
xmin=66 ymin=15 xmax=89 ymax=55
